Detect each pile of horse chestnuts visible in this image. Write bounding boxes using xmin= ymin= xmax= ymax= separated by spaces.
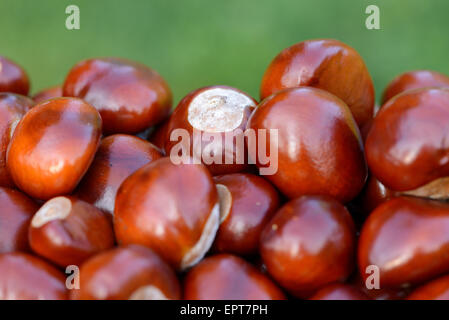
xmin=1 ymin=39 xmax=449 ymax=300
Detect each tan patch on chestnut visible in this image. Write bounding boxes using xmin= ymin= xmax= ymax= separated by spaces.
xmin=31 ymin=196 xmax=72 ymax=228
xmin=187 ymin=88 xmax=255 ymax=132
xmin=216 ymin=184 xmax=232 ymax=223
xmin=180 ymin=202 xmax=220 ymax=270
xmin=128 ymin=285 xmax=169 ymax=300
xmin=402 ymin=177 xmax=449 ymax=200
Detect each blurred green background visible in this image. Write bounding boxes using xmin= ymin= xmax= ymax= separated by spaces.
xmin=1 ymin=0 xmax=448 ymax=105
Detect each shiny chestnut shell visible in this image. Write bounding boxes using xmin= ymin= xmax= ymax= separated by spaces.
xmin=33 ymin=86 xmax=63 ymax=103
xmin=309 ymin=283 xmax=369 ymax=300
xmin=366 ymin=88 xmax=449 ymax=192
xmin=0 ymin=93 xmax=34 ymax=187
xmin=260 ymin=196 xmax=356 ymax=298
xmin=213 ymin=173 xmax=279 ymax=255
xmin=0 ymin=187 xmax=38 ymax=253
xmin=382 ymin=70 xmax=449 ymax=104
xmin=358 ymin=196 xmax=449 ymax=288
xmin=6 ymin=97 xmax=102 ymax=200
xmin=407 ymin=274 xmax=449 ymax=300
xmin=0 ymin=56 xmax=30 ymax=95
xmin=114 ymin=157 xmax=219 ymax=270
xmin=29 ymin=196 xmax=115 ymax=267
xmin=183 ymin=254 xmax=286 ymax=300
xmin=260 ymin=39 xmax=374 ymax=127
xmin=76 ymin=134 xmax=162 ymax=215
xmin=246 ymin=87 xmax=367 ymax=202
xmin=71 ymin=245 xmax=181 ymax=300
xmin=63 ymin=58 xmax=172 ymax=134
xmin=0 ymin=253 xmax=67 ymax=299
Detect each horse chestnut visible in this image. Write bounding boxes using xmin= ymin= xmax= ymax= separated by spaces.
xmin=0 ymin=56 xmax=30 ymax=95
xmin=33 ymin=85 xmax=63 ymax=103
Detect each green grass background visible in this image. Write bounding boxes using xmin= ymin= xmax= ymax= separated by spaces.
xmin=1 ymin=0 xmax=448 ymax=105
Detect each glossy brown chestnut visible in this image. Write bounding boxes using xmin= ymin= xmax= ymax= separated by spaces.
xmin=7 ymin=97 xmax=102 ymax=200
xmin=260 ymin=196 xmax=356 ymax=298
xmin=76 ymin=134 xmax=162 ymax=215
xmin=0 ymin=56 xmax=30 ymax=95
xmin=355 ymin=174 xmax=398 ymax=217
xmin=246 ymin=87 xmax=367 ymax=202
xmin=213 ymin=173 xmax=279 ymax=255
xmin=260 ymin=39 xmax=375 ymax=127
xmin=165 ymin=85 xmax=257 ymax=175
xmin=147 ymin=115 xmax=171 ymax=153
xmin=32 ymin=85 xmax=63 ymax=103
xmin=0 ymin=187 xmax=38 ymax=253
xmin=114 ymin=157 xmax=219 ymax=271
xmin=29 ymin=196 xmax=115 ymax=267
xmin=407 ymin=274 xmax=449 ymax=300
xmin=63 ymin=57 xmax=172 ymax=134
xmin=0 ymin=252 xmax=67 ymax=299
xmin=382 ymin=70 xmax=449 ymax=104
xmin=366 ymin=88 xmax=449 ymax=198
xmin=358 ymin=196 xmax=449 ymax=288
xmin=349 ymin=272 xmax=409 ymax=300
xmin=0 ymin=93 xmax=34 ymax=187
xmin=71 ymin=245 xmax=181 ymax=300
xmin=183 ymin=254 xmax=286 ymax=300
xmin=309 ymin=283 xmax=369 ymax=300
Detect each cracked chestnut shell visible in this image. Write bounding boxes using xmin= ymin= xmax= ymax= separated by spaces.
xmin=0 ymin=187 xmax=38 ymax=253
xmin=382 ymin=70 xmax=449 ymax=104
xmin=183 ymin=254 xmax=286 ymax=300
xmin=247 ymin=86 xmax=367 ymax=202
xmin=6 ymin=97 xmax=102 ymax=200
xmin=358 ymin=196 xmax=449 ymax=288
xmin=71 ymin=245 xmax=181 ymax=300
xmin=114 ymin=157 xmax=219 ymax=271
xmin=366 ymin=88 xmax=449 ymax=199
xmin=76 ymin=134 xmax=162 ymax=215
xmin=29 ymin=196 xmax=115 ymax=267
xmin=0 ymin=56 xmax=30 ymax=95
xmin=213 ymin=173 xmax=279 ymax=255
xmin=260 ymin=195 xmax=356 ymax=298
xmin=0 ymin=252 xmax=67 ymax=299
xmin=260 ymin=39 xmax=374 ymax=127
xmin=63 ymin=58 xmax=172 ymax=134
xmin=0 ymin=93 xmax=34 ymax=187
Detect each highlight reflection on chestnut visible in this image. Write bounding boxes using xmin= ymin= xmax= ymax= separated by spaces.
xmin=309 ymin=283 xmax=369 ymax=300
xmin=63 ymin=58 xmax=172 ymax=134
xmin=114 ymin=157 xmax=219 ymax=271
xmin=183 ymin=254 xmax=286 ymax=300
xmin=71 ymin=245 xmax=181 ymax=300
xmin=76 ymin=134 xmax=163 ymax=215
xmin=358 ymin=196 xmax=449 ymax=288
xmin=247 ymin=87 xmax=367 ymax=202
xmin=260 ymin=196 xmax=356 ymax=298
xmin=260 ymin=39 xmax=375 ymax=127
xmin=0 ymin=56 xmax=30 ymax=95
xmin=6 ymin=97 xmax=102 ymax=200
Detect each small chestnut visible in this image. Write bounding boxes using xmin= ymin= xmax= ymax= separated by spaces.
xmin=71 ymin=245 xmax=181 ymax=300
xmin=183 ymin=254 xmax=286 ymax=300
xmin=382 ymin=70 xmax=449 ymax=104
xmin=0 ymin=93 xmax=34 ymax=187
xmin=309 ymin=283 xmax=369 ymax=300
xmin=366 ymin=88 xmax=449 ymax=198
xmin=7 ymin=97 xmax=102 ymax=200
xmin=75 ymin=134 xmax=163 ymax=215
xmin=63 ymin=58 xmax=172 ymax=134
xmin=260 ymin=196 xmax=356 ymax=298
xmin=246 ymin=86 xmax=367 ymax=202
xmin=29 ymin=196 xmax=115 ymax=267
xmin=114 ymin=157 xmax=219 ymax=271
xmin=407 ymin=274 xmax=449 ymax=300
xmin=213 ymin=173 xmax=279 ymax=255
xmin=0 ymin=252 xmax=67 ymax=299
xmin=358 ymin=196 xmax=449 ymax=288
xmin=260 ymin=39 xmax=375 ymax=127
xmin=0 ymin=56 xmax=30 ymax=95
xmin=165 ymin=85 xmax=256 ymax=175
xmin=0 ymin=187 xmax=38 ymax=253
xmin=32 ymin=85 xmax=63 ymax=103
